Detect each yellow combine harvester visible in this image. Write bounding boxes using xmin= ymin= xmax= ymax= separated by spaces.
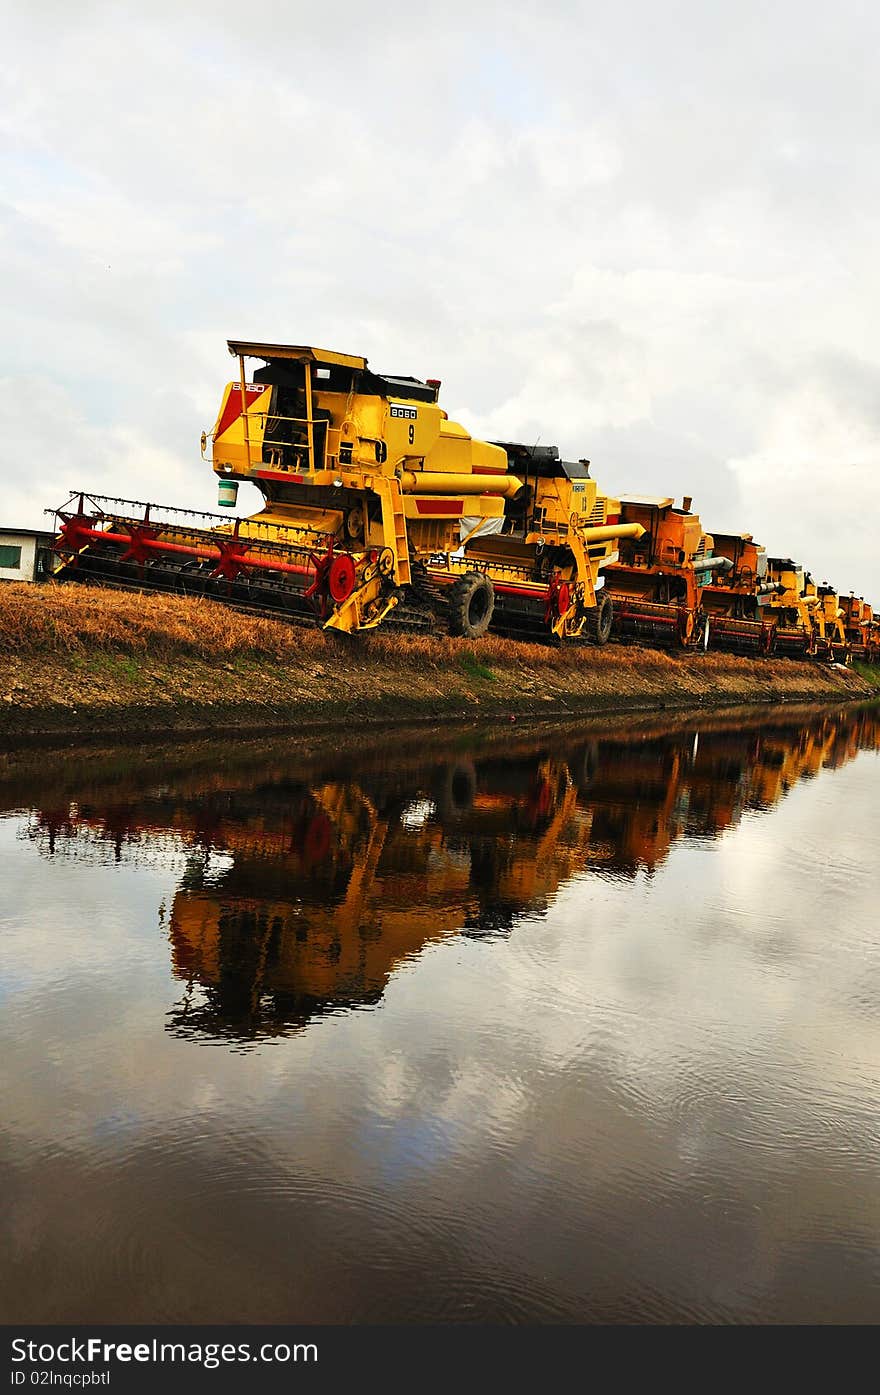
xmin=701 ymin=531 xmax=777 ymax=655
xmin=761 ymin=558 xmax=819 ymax=658
xmin=53 ymin=340 xmax=642 ymax=642
xmin=841 ymin=595 xmax=878 ymax=662
xmin=810 ymin=585 xmax=849 ymax=663
xmin=600 ymin=494 xmax=730 ymax=648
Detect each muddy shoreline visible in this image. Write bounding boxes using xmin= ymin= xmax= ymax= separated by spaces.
xmin=0 ymin=644 xmax=871 ymax=747
xmin=1 ymin=581 xmax=873 ymax=747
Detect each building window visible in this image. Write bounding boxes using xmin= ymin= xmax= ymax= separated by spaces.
xmin=0 ymin=544 xmax=23 ymax=569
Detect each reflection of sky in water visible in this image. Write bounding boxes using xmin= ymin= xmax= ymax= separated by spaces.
xmin=1 ymin=717 xmax=879 ymax=1322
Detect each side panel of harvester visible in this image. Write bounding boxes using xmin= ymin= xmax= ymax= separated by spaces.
xmin=601 ymin=495 xmax=730 ymax=648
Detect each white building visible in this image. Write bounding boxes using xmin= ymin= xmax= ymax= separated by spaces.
xmin=0 ymin=527 xmax=56 ymax=583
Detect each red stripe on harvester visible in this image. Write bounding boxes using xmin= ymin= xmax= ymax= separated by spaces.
xmin=493 ymin=582 xmax=546 ymax=600
xmin=255 ymin=470 xmax=304 ymax=482
xmin=414 ymin=500 xmax=464 ymax=514
xmin=617 ymin=611 xmax=677 ymax=625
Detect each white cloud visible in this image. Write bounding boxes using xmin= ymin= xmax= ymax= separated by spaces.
xmin=1 ymin=2 xmax=878 ymax=595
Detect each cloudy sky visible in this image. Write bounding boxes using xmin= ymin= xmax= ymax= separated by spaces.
xmin=2 ymin=2 xmax=878 ymax=597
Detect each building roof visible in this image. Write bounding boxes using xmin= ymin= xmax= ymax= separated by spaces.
xmin=619 ymin=494 xmax=675 ymax=510
xmin=0 ymin=526 xmax=55 ymax=538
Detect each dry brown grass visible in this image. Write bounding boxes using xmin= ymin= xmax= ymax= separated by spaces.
xmin=0 ymin=579 xmax=792 ymax=676
xmin=359 ymin=628 xmax=671 ymax=670
xmin=0 ymin=582 xmax=311 ymax=660
xmin=0 ymin=582 xmax=667 ymax=669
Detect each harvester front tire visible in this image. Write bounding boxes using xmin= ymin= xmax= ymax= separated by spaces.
xmin=586 ymin=593 xmax=614 ymax=645
xmin=434 ymin=761 xmax=477 ymax=817
xmin=448 ymin=571 xmax=495 ymax=639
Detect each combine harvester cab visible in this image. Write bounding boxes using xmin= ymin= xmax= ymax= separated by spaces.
xmin=52 ymin=341 xmax=643 ymax=642
xmin=702 ymin=532 xmax=777 ymax=656
xmin=601 ymin=494 xmax=731 ymax=648
xmin=762 ymin=558 xmax=818 ymax=658
xmin=426 ymin=443 xmax=645 ymax=642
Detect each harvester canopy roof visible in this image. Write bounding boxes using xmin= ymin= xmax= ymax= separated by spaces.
xmin=712 ymin=530 xmax=754 ymax=543
xmin=227 ymin=341 xmax=367 ymax=371
xmin=493 ymin=442 xmax=591 ymax=479
xmin=229 ymin=341 xmax=441 ymax=403
xmin=619 ymin=493 xmax=675 ymax=510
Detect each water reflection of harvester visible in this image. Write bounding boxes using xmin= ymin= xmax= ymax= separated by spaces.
xmin=167 ymin=756 xmax=596 ymax=1036
xmin=20 ymin=705 xmax=880 ymax=1040
xmin=578 ymin=736 xmax=687 ymax=874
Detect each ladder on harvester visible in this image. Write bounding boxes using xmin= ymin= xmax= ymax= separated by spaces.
xmin=374 ymin=477 xmax=411 ymax=586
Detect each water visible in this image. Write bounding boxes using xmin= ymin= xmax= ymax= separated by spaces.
xmin=1 ymin=703 xmax=879 ymax=1324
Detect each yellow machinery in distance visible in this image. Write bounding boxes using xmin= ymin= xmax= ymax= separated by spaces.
xmin=811 ymin=585 xmax=849 ymax=662
xmin=762 ymin=558 xmax=818 ymax=658
xmin=601 ymin=494 xmax=731 ymax=648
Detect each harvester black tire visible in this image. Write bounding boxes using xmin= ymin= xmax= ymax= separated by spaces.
xmin=586 ymin=592 xmax=614 ymax=645
xmin=448 ymin=571 xmax=494 ymax=639
xmin=434 ymin=761 xmax=477 ymax=817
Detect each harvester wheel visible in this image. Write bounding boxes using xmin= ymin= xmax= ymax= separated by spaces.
xmin=448 ymin=571 xmax=494 ymax=639
xmin=434 ymin=761 xmax=477 ymax=817
xmin=585 ymin=592 xmax=614 ymax=645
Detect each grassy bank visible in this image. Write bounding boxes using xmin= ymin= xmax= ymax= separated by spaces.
xmin=852 ymin=660 xmax=880 ymax=691
xmin=0 ymin=581 xmax=871 ymax=742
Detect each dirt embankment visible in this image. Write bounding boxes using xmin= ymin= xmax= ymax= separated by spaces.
xmin=0 ymin=582 xmax=873 ymax=743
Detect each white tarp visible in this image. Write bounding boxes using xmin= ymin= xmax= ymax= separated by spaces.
xmin=453 ymin=515 xmax=504 ymax=556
